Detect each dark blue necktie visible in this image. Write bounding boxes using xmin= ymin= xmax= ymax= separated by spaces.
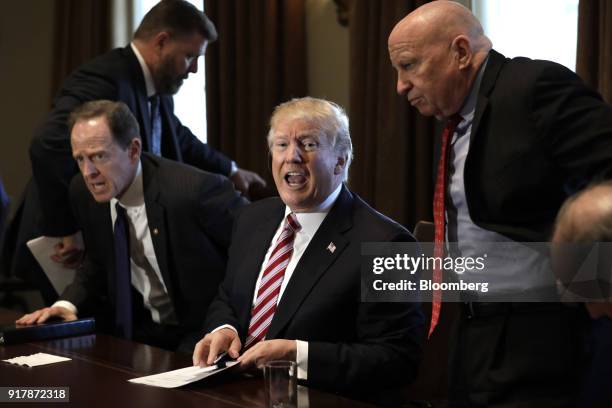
xmin=114 ymin=203 xmax=132 ymax=339
xmin=149 ymin=95 xmax=162 ymax=156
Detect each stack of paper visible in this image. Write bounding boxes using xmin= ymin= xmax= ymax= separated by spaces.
xmin=27 ymin=234 xmax=83 ymax=295
xmin=2 ymin=352 xmax=71 ymax=367
xmin=129 ymin=361 xmax=238 ymax=388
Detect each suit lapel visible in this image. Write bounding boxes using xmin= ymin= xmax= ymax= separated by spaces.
xmin=464 ymin=50 xmax=506 ymax=214
xmin=79 ymin=186 xmax=116 ymax=301
xmin=237 ymin=202 xmax=286 ymax=332
xmin=138 ymin=95 xmax=152 ymax=152
xmin=93 ymin=201 xmax=115 ymax=300
xmin=470 ymin=49 xmax=505 ymax=146
xmin=125 ymin=46 xmax=153 ymax=151
xmin=266 ymin=186 xmax=353 ymax=339
xmin=159 ymin=97 xmax=182 ymax=161
xmin=141 ymin=156 xmax=175 ymax=302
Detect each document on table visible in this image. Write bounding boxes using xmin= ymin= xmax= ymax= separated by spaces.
xmin=128 ymin=361 xmax=239 ymax=388
xmin=26 ymin=233 xmax=83 ymax=295
xmin=2 ymin=352 xmax=71 ymax=367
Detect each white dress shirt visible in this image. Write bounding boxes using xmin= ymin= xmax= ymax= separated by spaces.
xmin=446 ymin=56 xmax=555 ymax=296
xmin=214 ymin=183 xmax=343 ymax=380
xmin=55 ymin=162 xmax=178 ymax=325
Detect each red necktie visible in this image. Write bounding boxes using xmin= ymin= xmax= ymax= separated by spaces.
xmin=430 ymin=114 xmax=462 ymax=338
xmin=244 ymin=213 xmax=301 ymax=348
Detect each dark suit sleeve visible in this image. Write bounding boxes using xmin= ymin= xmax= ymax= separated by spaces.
xmin=203 ymin=278 xmax=241 ymax=334
xmin=60 ymin=176 xmax=109 ymax=315
xmin=165 ymin=97 xmax=233 ymax=176
xmin=531 ymin=64 xmax=612 ymax=188
xmin=195 ymin=172 xmax=248 ymax=252
xmin=306 ymin=231 xmax=425 ymax=393
xmin=195 ymin=172 xmax=248 ymax=334
xmin=202 ymin=206 xmax=247 ymax=333
xmin=60 ymin=256 xmax=107 ymax=316
xmin=29 ymin=67 xmax=117 ymax=236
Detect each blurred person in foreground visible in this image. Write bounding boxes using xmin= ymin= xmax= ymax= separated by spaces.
xmin=552 ymin=181 xmax=612 ymax=408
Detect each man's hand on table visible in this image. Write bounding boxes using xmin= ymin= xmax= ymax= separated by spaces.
xmin=193 ymin=329 xmax=296 ymax=370
xmin=16 ymin=306 xmax=77 ymax=325
xmin=236 ymin=339 xmax=296 ymax=369
xmin=193 ymin=328 xmax=242 ymax=366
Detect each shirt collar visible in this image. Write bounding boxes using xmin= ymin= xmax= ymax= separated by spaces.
xmin=130 ymin=42 xmax=156 ymax=98
xmin=283 ymin=183 xmax=343 ymax=237
xmin=111 ymin=161 xmax=144 ymax=209
xmin=458 ymin=54 xmax=489 ymax=123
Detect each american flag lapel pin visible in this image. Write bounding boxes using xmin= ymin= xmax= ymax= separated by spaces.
xmin=327 ymin=242 xmax=336 ymax=253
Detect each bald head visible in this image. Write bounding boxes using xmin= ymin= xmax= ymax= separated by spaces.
xmin=388 ymin=1 xmax=491 ymax=120
xmin=554 ymin=182 xmax=612 ymax=243
xmin=390 ymin=1 xmax=489 ymax=50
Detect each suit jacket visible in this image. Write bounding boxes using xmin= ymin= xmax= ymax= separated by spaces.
xmin=205 ymin=186 xmax=425 ymax=397
xmin=456 ymin=49 xmax=612 ymax=242
xmin=29 ymin=45 xmax=232 ymax=236
xmin=63 ymin=154 xmax=246 ymax=340
xmin=442 ymin=50 xmax=612 ymax=406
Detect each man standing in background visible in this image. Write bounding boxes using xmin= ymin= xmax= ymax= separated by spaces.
xmin=6 ymin=0 xmax=263 ymax=300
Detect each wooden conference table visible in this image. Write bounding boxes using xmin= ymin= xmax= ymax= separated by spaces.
xmin=0 ymin=309 xmax=374 ymax=407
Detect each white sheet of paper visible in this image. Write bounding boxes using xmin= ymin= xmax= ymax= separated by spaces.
xmin=2 ymin=352 xmax=71 ymax=367
xmin=128 ymin=361 xmax=239 ymax=388
xmin=26 ymin=233 xmax=83 ymax=295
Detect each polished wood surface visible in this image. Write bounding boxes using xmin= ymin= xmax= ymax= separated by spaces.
xmin=0 ymin=309 xmax=374 ymax=407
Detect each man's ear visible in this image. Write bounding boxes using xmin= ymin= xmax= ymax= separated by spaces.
xmin=152 ymin=31 xmax=171 ymax=52
xmin=334 ymin=155 xmax=346 ymax=175
xmin=451 ymin=35 xmax=472 ymax=70
xmin=128 ymin=138 xmax=142 ymax=162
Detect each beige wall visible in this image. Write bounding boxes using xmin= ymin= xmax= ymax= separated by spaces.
xmin=0 ymin=1 xmax=55 ymax=205
xmin=305 ymin=0 xmax=350 ymax=111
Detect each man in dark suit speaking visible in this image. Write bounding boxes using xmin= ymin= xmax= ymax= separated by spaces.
xmin=17 ymin=100 xmax=247 ymax=351
xmin=192 ymin=97 xmax=424 ymax=400
xmin=22 ymin=0 xmax=262 ymax=280
xmin=388 ymin=1 xmax=612 ymax=406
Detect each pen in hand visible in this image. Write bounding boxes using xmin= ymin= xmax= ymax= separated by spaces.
xmin=213 ymin=351 xmax=227 ymax=365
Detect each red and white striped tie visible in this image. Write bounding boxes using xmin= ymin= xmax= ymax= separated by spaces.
xmin=244 ymin=213 xmax=301 ymax=349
